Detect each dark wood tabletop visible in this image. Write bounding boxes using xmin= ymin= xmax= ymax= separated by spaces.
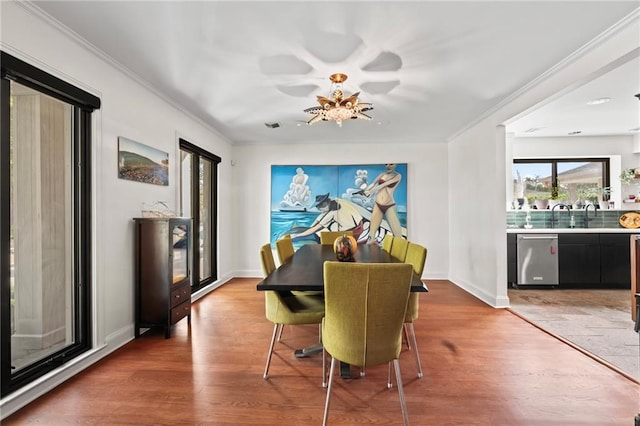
xmin=257 ymin=243 xmax=428 ymax=293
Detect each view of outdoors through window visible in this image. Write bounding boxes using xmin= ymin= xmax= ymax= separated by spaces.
xmin=513 ymin=160 xmax=609 ymax=209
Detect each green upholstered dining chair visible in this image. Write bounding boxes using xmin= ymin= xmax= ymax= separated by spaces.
xmin=260 ymin=243 xmax=277 ymax=276
xmin=390 ymin=236 xmax=409 ymax=261
xmin=322 ymin=262 xmax=414 ymax=426
xmin=403 ymin=242 xmax=428 ymax=378
xmin=319 ymin=230 xmax=353 ymax=245
xmin=275 ymin=235 xmax=295 ymax=265
xmin=381 ymin=234 xmax=394 ymax=253
xmin=275 ymin=235 xmax=322 ymax=338
xmin=260 ymin=244 xmax=325 ymax=380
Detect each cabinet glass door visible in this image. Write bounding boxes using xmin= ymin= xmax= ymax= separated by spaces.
xmin=172 ymin=223 xmax=189 ymax=285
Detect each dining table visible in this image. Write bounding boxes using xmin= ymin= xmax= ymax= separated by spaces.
xmin=256 ymin=243 xmax=428 ymax=293
xmin=256 ymin=242 xmax=428 ymax=377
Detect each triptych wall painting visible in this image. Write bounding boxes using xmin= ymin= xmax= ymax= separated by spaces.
xmin=270 ymin=163 xmax=408 ymax=247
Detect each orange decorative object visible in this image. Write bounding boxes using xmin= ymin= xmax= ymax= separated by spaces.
xmin=333 ymin=234 xmax=358 ymax=262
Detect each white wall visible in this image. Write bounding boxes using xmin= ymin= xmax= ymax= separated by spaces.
xmin=448 ymin=11 xmax=639 ymax=308
xmin=231 ymin=141 xmax=450 ymax=280
xmin=1 ymin=2 xmax=234 ymax=416
xmin=448 ymin=122 xmax=510 ymax=308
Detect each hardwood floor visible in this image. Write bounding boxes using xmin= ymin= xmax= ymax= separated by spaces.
xmin=5 ymin=279 xmax=640 ymax=425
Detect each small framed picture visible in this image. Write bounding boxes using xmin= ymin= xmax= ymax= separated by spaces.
xmin=118 ymin=137 xmax=169 ymax=186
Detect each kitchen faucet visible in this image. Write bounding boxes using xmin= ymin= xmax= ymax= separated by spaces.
xmin=584 ymin=203 xmax=597 ymax=228
xmin=550 ymin=203 xmax=570 ymax=228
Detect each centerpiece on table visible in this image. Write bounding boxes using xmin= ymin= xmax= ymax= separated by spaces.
xmin=333 ymin=234 xmax=358 ymax=262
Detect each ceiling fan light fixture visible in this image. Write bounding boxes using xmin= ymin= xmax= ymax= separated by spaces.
xmin=304 ymin=73 xmax=373 ymax=127
xmin=329 ymin=73 xmax=348 ymax=84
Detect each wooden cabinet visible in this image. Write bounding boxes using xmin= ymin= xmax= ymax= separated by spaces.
xmin=134 ymin=217 xmax=192 ymax=338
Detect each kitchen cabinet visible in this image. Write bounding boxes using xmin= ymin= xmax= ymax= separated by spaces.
xmin=134 ymin=217 xmax=192 ymax=338
xmin=558 ymin=233 xmax=600 ymax=285
xmin=507 ymin=234 xmax=517 ymax=284
xmin=508 ymin=232 xmax=632 ymax=288
xmin=600 ymin=233 xmax=632 ymax=286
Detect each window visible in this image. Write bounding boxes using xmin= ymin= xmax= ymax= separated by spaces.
xmin=179 ymin=139 xmax=220 ymax=292
xmin=0 ymin=52 xmax=100 ymax=396
xmin=513 ymin=158 xmax=610 ymax=207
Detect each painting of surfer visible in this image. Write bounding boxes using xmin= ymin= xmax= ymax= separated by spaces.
xmin=270 ymin=164 xmax=407 ymax=246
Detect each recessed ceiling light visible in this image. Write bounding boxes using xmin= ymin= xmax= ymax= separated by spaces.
xmin=586 ymin=97 xmax=611 ymax=105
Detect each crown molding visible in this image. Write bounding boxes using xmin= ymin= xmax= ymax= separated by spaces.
xmin=17 ymin=1 xmax=231 ymax=144
xmin=447 ymin=7 xmax=640 ymax=142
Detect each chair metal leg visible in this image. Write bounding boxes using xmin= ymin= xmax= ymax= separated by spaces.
xmin=323 ymin=357 xmax=337 ymax=426
xmin=277 ymin=324 xmax=285 ymax=342
xmin=403 ymin=324 xmax=411 ymax=350
xmin=320 ymin=325 xmax=327 ymax=388
xmin=322 ymin=348 xmax=327 ymax=388
xmin=263 ymin=324 xmax=280 ymax=379
xmin=406 ymin=322 xmax=424 ymax=378
xmin=393 ymin=359 xmax=409 ymax=426
xmin=387 ymin=362 xmax=392 ymax=388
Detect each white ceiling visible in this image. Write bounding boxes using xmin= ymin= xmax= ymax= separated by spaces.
xmin=31 ymin=1 xmax=640 ymax=145
xmin=507 ymin=54 xmax=640 ymax=138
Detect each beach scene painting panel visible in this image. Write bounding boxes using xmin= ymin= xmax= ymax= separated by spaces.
xmin=270 ymin=164 xmax=407 ymax=247
xmin=118 ymin=137 xmax=169 ymax=186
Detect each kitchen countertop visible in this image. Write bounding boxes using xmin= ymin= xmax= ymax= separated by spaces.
xmin=506 ymin=228 xmax=640 ymax=234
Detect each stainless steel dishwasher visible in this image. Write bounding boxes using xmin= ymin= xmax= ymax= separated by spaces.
xmin=516 ymin=234 xmax=559 ymax=285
